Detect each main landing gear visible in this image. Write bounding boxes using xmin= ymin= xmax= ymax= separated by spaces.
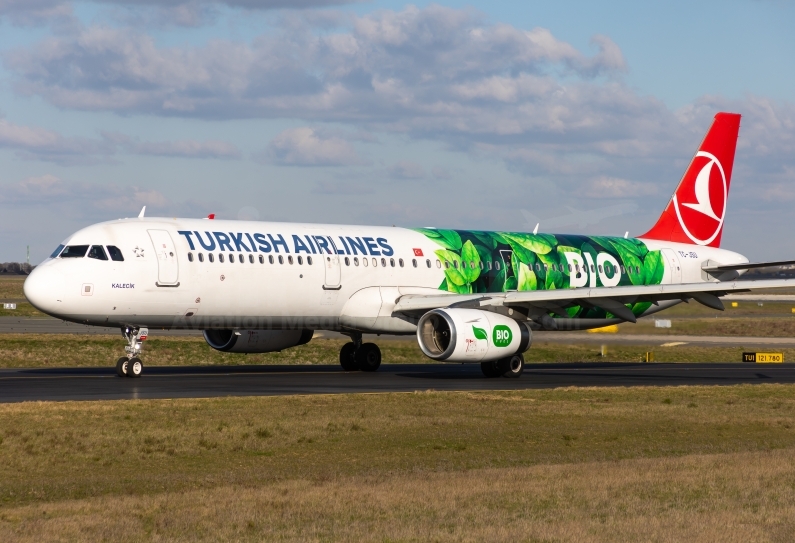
xmin=339 ymin=334 xmax=382 ymax=372
xmin=116 ymin=326 xmax=148 ymax=378
xmin=481 ymin=354 xmax=525 ymax=378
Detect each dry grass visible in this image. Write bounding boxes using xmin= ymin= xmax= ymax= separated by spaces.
xmin=625 ymin=317 xmax=795 ymax=337
xmin=1 ymin=334 xmax=792 ymax=368
xmin=1 ymin=386 xmax=795 ymax=541
xmin=2 ymin=451 xmax=795 ymax=542
xmin=0 ymin=277 xmax=25 ymax=300
xmin=0 ymin=335 xmax=428 ymax=368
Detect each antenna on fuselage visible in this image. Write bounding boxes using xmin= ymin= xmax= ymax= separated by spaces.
xmin=533 ymin=223 xmax=539 ymax=235
xmin=138 ymin=206 xmax=146 ymax=218
xmin=624 ymin=231 xmax=629 ymax=238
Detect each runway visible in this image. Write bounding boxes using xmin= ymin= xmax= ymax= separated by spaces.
xmin=2 ymin=362 xmax=794 ymax=403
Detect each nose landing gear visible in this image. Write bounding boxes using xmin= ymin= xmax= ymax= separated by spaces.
xmin=117 ymin=327 xmax=147 ymax=378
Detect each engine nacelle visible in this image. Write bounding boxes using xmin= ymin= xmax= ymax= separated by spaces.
xmin=203 ymin=329 xmax=313 ymax=353
xmin=417 ymin=308 xmax=531 ymax=362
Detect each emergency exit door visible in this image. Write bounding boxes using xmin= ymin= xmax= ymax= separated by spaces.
xmin=148 ymin=229 xmax=180 ymax=286
xmin=324 ymin=255 xmax=341 ymax=289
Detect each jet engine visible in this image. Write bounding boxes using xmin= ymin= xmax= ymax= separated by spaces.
xmin=203 ymin=329 xmax=313 ymax=353
xmin=416 ymin=308 xmax=531 ymax=362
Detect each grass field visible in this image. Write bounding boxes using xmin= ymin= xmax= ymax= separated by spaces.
xmin=0 ymin=334 xmax=790 ymax=368
xmin=0 ymin=386 xmax=794 ymax=541
xmin=0 ymin=276 xmax=25 ymax=299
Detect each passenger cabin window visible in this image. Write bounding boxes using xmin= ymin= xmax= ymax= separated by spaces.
xmin=107 ymin=245 xmax=124 ymax=261
xmin=61 ymin=245 xmax=89 ymax=258
xmin=219 ymin=254 xmax=225 ymax=263
xmin=198 ymin=253 xmax=204 ymax=262
xmin=249 ymin=255 xmax=255 ymax=264
xmin=88 ymin=245 xmax=108 ymax=260
xmin=188 ymin=252 xmax=194 ymax=262
xmin=50 ymin=245 xmax=65 ymax=258
xmin=307 ymin=256 xmax=313 ymax=265
xmin=426 ymin=259 xmax=431 ymax=268
xmin=209 ymin=253 xmax=215 ymax=263
xmin=259 ymin=255 xmax=264 ymax=264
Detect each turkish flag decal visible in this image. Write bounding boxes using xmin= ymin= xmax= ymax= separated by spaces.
xmin=413 ymin=248 xmax=424 ymax=256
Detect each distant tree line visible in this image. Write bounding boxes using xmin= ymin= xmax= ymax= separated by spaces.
xmin=0 ymin=263 xmax=35 ymax=275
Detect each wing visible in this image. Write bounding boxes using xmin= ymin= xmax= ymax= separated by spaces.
xmin=393 ymin=278 xmax=795 ymax=324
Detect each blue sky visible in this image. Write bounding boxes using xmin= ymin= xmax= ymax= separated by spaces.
xmin=1 ymin=0 xmax=793 ymax=262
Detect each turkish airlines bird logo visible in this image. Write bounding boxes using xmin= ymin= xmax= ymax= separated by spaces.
xmin=673 ymin=151 xmax=727 ymax=246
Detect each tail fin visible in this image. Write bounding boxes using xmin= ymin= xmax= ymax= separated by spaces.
xmin=640 ymin=112 xmax=741 ymax=248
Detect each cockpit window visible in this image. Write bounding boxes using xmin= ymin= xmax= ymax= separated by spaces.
xmin=88 ymin=245 xmax=109 ymax=261
xmin=50 ymin=245 xmax=65 ymax=258
xmin=107 ymin=246 xmax=124 ymax=262
xmin=60 ymin=245 xmax=89 ymax=258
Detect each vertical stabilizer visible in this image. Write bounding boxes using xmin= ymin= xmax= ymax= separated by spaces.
xmin=640 ymin=112 xmax=741 ymax=248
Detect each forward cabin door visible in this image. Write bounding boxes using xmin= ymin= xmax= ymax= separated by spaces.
xmin=661 ymin=249 xmax=682 ymax=284
xmin=323 ymin=255 xmax=342 ymax=289
xmin=148 ymin=229 xmax=180 ymax=286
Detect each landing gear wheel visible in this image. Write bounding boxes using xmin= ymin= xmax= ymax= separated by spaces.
xmin=116 ymin=357 xmax=129 ymax=377
xmin=356 ymin=343 xmax=381 ymax=372
xmin=340 ymin=342 xmax=359 ymax=371
xmin=480 ymin=361 xmax=501 ymax=378
xmin=497 ymin=354 xmax=524 ymax=378
xmin=127 ymin=357 xmax=143 ymax=378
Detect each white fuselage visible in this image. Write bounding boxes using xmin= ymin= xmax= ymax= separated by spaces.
xmin=23 ymin=217 xmax=749 ymax=333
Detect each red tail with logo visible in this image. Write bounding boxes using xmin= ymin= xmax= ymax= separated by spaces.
xmin=640 ymin=112 xmax=741 ymax=248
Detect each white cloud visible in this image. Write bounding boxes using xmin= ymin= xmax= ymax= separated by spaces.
xmin=1 ymin=4 xmax=793 ymax=227
xmin=389 ymin=160 xmax=425 ymax=180
xmin=0 ymin=0 xmax=364 ymax=27
xmin=585 ymin=176 xmax=659 ymax=198
xmin=263 ymin=127 xmax=364 ymax=166
xmin=0 ymin=119 xmax=241 ymax=163
xmin=0 ymin=174 xmax=168 ymax=212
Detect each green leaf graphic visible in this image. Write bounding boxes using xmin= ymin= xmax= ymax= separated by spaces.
xmin=472 ymin=326 xmax=488 ymax=341
xmin=505 ymin=276 xmax=518 ymax=290
xmin=643 ymin=251 xmax=664 ymax=285
xmin=436 ymin=230 xmax=463 ymax=250
xmin=472 ymin=231 xmax=498 ymax=250
xmin=500 ymin=233 xmax=553 ymax=255
xmin=517 ymin=263 xmax=537 ymax=291
xmin=460 ymin=240 xmax=481 ymax=283
xmin=435 ymin=250 xmax=467 ymax=286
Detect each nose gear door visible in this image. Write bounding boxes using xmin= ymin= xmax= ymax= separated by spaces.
xmin=148 ymin=230 xmax=180 ymax=286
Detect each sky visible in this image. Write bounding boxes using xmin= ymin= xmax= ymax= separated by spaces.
xmin=0 ymin=0 xmax=793 ymax=263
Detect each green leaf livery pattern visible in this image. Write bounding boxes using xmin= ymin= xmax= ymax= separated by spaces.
xmin=415 ymin=228 xmax=668 ymax=320
xmin=472 ymin=326 xmax=488 ymax=341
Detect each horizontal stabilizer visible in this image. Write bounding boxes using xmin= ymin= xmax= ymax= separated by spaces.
xmin=702 ymin=259 xmax=795 ymax=272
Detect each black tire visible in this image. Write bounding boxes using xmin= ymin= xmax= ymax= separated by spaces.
xmin=340 ymin=342 xmax=358 ymax=371
xmin=356 ymin=343 xmax=381 ymax=372
xmin=127 ymin=357 xmax=143 ymax=378
xmin=116 ymin=357 xmax=128 ymax=378
xmin=497 ymin=354 xmax=524 ymax=378
xmin=480 ymin=361 xmax=501 ymax=378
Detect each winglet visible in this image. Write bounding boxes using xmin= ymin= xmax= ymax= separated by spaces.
xmin=138 ymin=206 xmax=146 ymax=219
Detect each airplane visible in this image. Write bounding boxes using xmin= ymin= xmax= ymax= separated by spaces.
xmin=23 ymin=112 xmax=795 ymax=379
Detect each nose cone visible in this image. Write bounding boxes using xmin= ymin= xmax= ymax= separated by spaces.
xmin=24 ymin=265 xmax=66 ymax=317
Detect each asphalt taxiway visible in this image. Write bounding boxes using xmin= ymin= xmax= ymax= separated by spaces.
xmin=2 ymin=362 xmax=794 ymax=403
